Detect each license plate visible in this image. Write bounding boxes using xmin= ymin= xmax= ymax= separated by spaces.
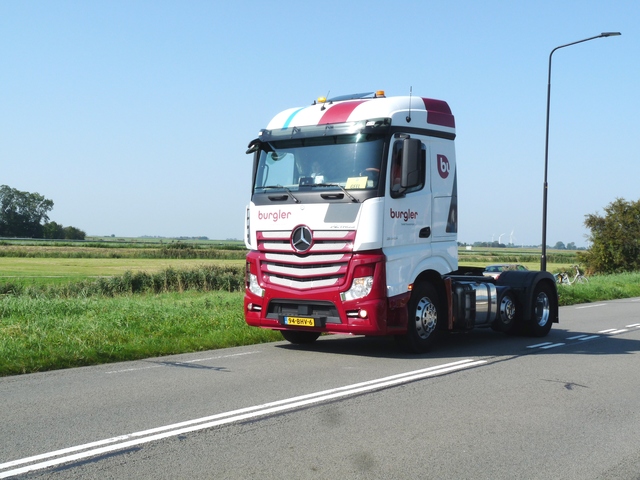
xmin=285 ymin=316 xmax=315 ymax=327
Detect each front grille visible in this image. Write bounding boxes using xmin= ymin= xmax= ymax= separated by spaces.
xmin=257 ymin=230 xmax=355 ymax=290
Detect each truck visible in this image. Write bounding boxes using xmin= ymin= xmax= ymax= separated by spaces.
xmin=243 ymin=90 xmax=558 ymax=353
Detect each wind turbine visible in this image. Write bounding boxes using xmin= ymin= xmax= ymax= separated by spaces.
xmin=498 ymin=233 xmax=506 ymax=245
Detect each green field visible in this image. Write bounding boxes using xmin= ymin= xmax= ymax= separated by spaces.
xmin=0 ymin=257 xmax=244 ymax=285
xmin=457 ymin=246 xmax=581 ymax=273
xmin=0 ymin=238 xmax=245 ymax=286
xmin=1 ymin=239 xmax=638 ymax=377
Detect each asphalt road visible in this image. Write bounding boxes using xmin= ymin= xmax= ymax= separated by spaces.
xmin=2 ymin=297 xmax=640 ymax=479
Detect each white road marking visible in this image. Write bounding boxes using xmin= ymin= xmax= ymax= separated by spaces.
xmin=529 ymin=334 xmax=604 ymax=349
xmin=576 ymin=303 xmax=607 ymax=309
xmin=578 ymin=335 xmax=600 ymax=341
xmin=598 ymin=328 xmax=634 ymax=335
xmin=609 ymin=329 xmax=629 ymax=335
xmin=0 ymin=359 xmax=486 ymax=478
xmin=626 ymin=324 xmax=640 ymax=328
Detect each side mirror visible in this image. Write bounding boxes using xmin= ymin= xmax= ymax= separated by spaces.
xmin=246 ymin=138 xmax=261 ymax=154
xmin=401 ymin=138 xmax=422 ymax=188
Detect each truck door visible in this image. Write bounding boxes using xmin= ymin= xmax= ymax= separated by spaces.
xmin=383 ymin=136 xmax=432 ymax=298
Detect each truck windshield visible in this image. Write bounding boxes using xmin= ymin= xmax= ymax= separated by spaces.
xmin=253 ymin=134 xmax=384 ymax=193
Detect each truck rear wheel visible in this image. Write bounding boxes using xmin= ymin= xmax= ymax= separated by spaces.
xmin=528 ymin=282 xmax=555 ymax=337
xmin=280 ymin=330 xmax=321 ymax=345
xmin=397 ymin=282 xmax=442 ymax=353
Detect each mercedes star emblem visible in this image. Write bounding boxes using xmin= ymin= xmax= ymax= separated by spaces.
xmin=291 ymin=226 xmax=313 ymax=253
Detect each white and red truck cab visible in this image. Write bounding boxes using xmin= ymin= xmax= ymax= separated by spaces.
xmin=244 ymin=91 xmax=558 ymax=352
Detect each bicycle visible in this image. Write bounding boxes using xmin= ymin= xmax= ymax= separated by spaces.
xmin=556 ymin=265 xmax=589 ymax=285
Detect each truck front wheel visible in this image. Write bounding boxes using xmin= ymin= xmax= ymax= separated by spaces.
xmin=281 ymin=330 xmax=321 ymax=345
xmin=397 ymin=282 xmax=442 ymax=353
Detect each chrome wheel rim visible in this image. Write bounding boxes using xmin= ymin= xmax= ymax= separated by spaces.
xmin=500 ymin=295 xmax=516 ymax=324
xmin=534 ymin=292 xmax=550 ymax=327
xmin=414 ymin=297 xmax=437 ymax=339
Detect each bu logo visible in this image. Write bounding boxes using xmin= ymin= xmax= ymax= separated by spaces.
xmin=437 ymin=154 xmax=450 ymax=179
xmin=291 ymin=226 xmax=313 ymax=253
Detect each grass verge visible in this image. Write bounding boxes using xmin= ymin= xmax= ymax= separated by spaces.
xmin=0 ymin=291 xmax=281 ymax=376
xmin=557 ymin=271 xmax=640 ymax=306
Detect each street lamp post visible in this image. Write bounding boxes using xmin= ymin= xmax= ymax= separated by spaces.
xmin=541 ymin=32 xmax=621 ymax=271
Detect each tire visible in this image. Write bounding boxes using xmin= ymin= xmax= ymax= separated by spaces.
xmin=576 ymin=275 xmax=589 ymax=284
xmin=281 ymin=330 xmax=320 ymax=345
xmin=492 ymin=291 xmax=519 ymax=334
xmin=397 ymin=282 xmax=442 ymax=353
xmin=528 ymin=282 xmax=556 ymax=337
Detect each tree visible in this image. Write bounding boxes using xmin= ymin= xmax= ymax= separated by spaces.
xmin=0 ymin=185 xmax=54 ymax=238
xmin=43 ymin=221 xmax=65 ymax=239
xmin=581 ymin=198 xmax=640 ymax=274
xmin=553 ymin=241 xmax=566 ymax=250
xmin=63 ymin=226 xmax=86 ymax=240
xmin=43 ymin=221 xmax=86 ymax=240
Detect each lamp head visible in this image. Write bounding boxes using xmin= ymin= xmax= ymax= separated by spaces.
xmin=601 ymin=32 xmax=622 ymax=37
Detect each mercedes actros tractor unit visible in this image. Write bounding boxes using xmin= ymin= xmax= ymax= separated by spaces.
xmin=243 ymin=90 xmax=558 ymax=353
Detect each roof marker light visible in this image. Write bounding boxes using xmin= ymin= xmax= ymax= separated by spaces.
xmin=375 ymin=90 xmax=385 ymax=97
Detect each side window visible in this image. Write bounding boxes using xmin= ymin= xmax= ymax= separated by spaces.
xmin=389 ymin=140 xmax=426 ymax=198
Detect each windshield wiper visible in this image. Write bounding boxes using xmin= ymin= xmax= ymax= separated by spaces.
xmin=312 ymin=183 xmax=360 ymax=203
xmin=259 ymin=185 xmax=300 ymax=203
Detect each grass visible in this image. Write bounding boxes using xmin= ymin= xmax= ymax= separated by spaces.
xmin=457 ymin=246 xmax=581 ymax=275
xmin=458 ymin=246 xmax=580 ymax=267
xmin=0 ymin=257 xmax=244 ymax=286
xmin=0 ymin=264 xmax=245 ymax=296
xmin=556 ymin=271 xmax=640 ymax=306
xmin=0 ymin=244 xmax=246 ymax=260
xmin=0 ymin=291 xmax=281 ymax=376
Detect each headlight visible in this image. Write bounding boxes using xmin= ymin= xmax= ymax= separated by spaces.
xmin=341 ymin=276 xmax=373 ymax=301
xmin=248 ymin=273 xmax=264 ymax=297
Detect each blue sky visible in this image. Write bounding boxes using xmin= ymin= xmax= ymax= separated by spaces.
xmin=1 ymin=0 xmax=637 ymax=246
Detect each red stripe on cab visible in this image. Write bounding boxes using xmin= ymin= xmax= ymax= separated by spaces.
xmin=318 ymin=101 xmax=367 ymax=125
